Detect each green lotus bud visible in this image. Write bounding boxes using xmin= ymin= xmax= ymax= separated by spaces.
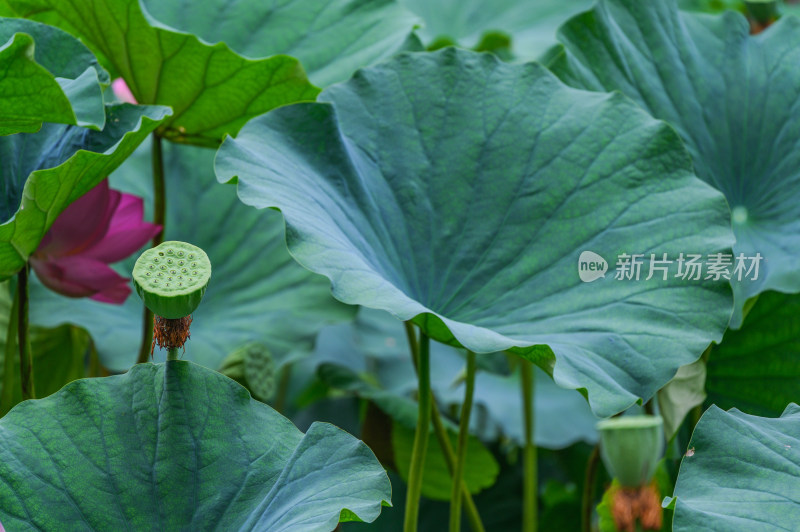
xmin=597 ymin=415 xmax=664 ymax=488
xmin=132 ymin=241 xmax=211 ymax=319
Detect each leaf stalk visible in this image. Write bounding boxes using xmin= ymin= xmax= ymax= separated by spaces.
xmin=17 ymin=266 xmax=34 ymax=400
xmin=137 ymin=133 xmax=166 ymax=364
xmin=582 ymin=444 xmax=600 ymax=532
xmin=521 ymin=359 xmax=536 ymax=532
xmin=404 ymin=329 xmax=431 ymax=532
xmin=404 ymin=322 xmax=485 ymax=532
xmin=450 ymin=350 xmax=477 ymax=532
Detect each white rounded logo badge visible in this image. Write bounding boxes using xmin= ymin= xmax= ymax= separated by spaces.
xmin=578 ymin=251 xmax=608 ymax=283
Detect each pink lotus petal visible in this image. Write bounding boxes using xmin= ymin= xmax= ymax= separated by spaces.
xmin=33 ymin=179 xmax=156 ymax=302
xmin=89 ymin=279 xmax=133 ymax=304
xmin=83 ymin=193 xmax=161 ymax=263
xmin=36 ymin=181 xmax=120 ymax=258
xmin=107 ymin=193 xmax=146 ymax=231
xmin=30 ymin=255 xmax=131 ymax=304
xmin=112 ymin=78 xmax=137 ymax=104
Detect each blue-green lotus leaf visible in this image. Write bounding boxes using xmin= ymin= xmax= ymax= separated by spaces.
xmin=216 ymin=48 xmax=733 ymax=417
xmin=0 ymin=361 xmax=390 ymax=530
xmin=665 ymin=404 xmax=800 ymax=531
xmin=549 ymin=0 xmax=800 ymax=326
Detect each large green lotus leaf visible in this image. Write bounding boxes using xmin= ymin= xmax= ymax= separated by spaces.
xmin=0 ymin=103 xmax=171 ymax=280
xmin=25 ymin=324 xmax=91 ymax=397
xmin=0 ymin=361 xmax=390 ymax=530
xmin=705 ymin=291 xmax=800 ymax=416
xmin=141 ymin=0 xmax=420 ymax=88
xmin=400 ymin=0 xmax=591 ymax=60
xmin=664 ymin=404 xmax=800 ymax=531
xmin=3 ymin=0 xmax=319 ymax=147
xmin=1 ymin=320 xmax=94 ymax=416
xmin=0 ymin=284 xmax=99 ymax=417
xmin=0 ymin=18 xmax=107 ymax=134
xmin=305 ymin=308 xmax=598 ymax=448
xmin=29 ymin=141 xmax=354 ymax=372
xmin=549 ymin=0 xmax=800 ymax=327
xmin=215 ymin=48 xmax=733 ymax=417
xmin=392 ymin=419 xmax=499 ymax=500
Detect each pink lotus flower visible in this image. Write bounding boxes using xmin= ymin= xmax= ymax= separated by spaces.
xmin=31 ymin=180 xmax=160 ymax=304
xmin=111 ymin=78 xmax=137 ymax=104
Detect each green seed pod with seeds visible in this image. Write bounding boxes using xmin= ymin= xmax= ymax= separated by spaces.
xmin=243 ymin=343 xmax=276 ymax=402
xmin=133 ymin=241 xmax=211 ymax=319
xmin=217 ymin=343 xmax=276 ymax=402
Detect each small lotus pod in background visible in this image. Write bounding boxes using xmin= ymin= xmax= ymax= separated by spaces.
xmin=243 ymin=343 xmax=276 ymax=402
xmin=218 ymin=343 xmax=276 ymax=402
xmin=132 ymin=241 xmax=211 ymax=319
xmin=218 ymin=348 xmax=247 ymax=387
xmin=597 ymin=415 xmax=664 ymax=488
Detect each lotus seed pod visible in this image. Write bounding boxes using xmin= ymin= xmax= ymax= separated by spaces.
xmin=132 ymin=241 xmax=211 ymax=319
xmin=242 ymin=343 xmax=276 ymax=402
xmin=218 ymin=343 xmax=276 ymax=402
xmin=597 ymin=415 xmax=664 ymax=488
xmin=218 ymin=349 xmax=247 ymax=388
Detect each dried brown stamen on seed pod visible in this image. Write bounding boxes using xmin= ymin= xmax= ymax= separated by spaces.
xmin=150 ymin=315 xmax=193 ymax=356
